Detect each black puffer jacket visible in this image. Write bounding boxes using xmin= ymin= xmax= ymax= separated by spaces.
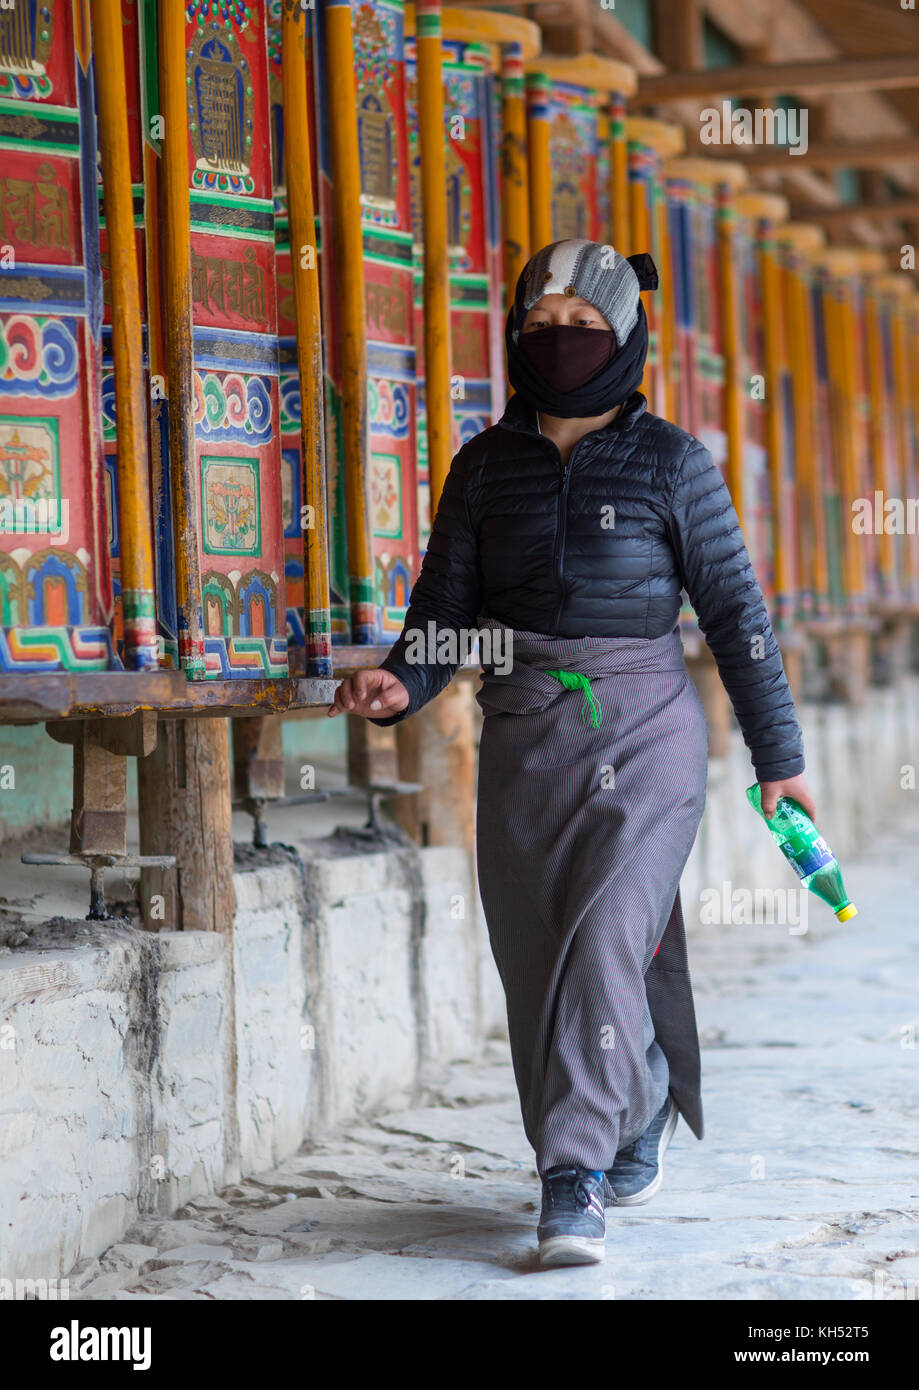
xmin=370 ymin=388 xmax=805 ymax=782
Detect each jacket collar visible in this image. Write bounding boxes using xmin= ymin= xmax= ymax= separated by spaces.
xmin=495 ymin=388 xmax=648 ymax=439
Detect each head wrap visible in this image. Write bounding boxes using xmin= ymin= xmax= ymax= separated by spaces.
xmin=505 ymin=238 xmax=658 ymax=418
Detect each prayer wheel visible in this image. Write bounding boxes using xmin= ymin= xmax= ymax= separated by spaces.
xmin=0 ymin=1 xmax=117 ymax=674
xmin=623 ymin=118 xmax=684 ymax=421
xmin=659 ymin=158 xmax=748 ymax=509
xmin=734 ymin=192 xmax=791 ymax=623
xmin=772 ymin=223 xmax=827 ymax=623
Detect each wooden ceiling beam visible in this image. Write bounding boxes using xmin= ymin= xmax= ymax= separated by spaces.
xmin=635 ymin=54 xmax=919 ymax=102
xmin=697 ymin=136 xmax=919 ymax=169
xmin=652 ymin=0 xmax=703 ymax=73
xmin=792 ymin=196 xmax=919 ymax=228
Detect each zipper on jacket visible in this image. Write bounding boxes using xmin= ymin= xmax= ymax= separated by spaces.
xmin=540 ymin=433 xmax=585 ymax=632
xmin=553 ymin=454 xmax=572 ymax=630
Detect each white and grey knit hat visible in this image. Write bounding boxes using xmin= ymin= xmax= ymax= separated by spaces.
xmin=512 ymin=238 xmax=642 ymax=346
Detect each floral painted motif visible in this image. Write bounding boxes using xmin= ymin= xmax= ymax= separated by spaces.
xmin=201 ymin=455 xmax=261 ymax=554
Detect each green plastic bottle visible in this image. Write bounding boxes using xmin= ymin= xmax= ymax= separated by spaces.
xmin=746 ymin=784 xmax=858 ymax=921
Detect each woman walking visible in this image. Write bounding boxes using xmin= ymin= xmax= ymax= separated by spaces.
xmin=328 ymin=238 xmax=813 ymax=1268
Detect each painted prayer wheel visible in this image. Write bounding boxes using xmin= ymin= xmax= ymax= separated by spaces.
xmin=623 ymin=119 xmax=684 ymax=422
xmin=520 ymin=54 xmax=636 ymax=256
xmin=844 ymin=248 xmax=890 ymax=619
xmin=0 ymin=1 xmax=116 ymax=674
xmin=811 ymin=249 xmax=874 ymax=620
xmin=659 ymin=158 xmax=748 ymax=500
xmin=873 ymin=275 xmax=919 ymax=607
xmin=405 ymin=6 xmax=539 ymax=551
xmin=734 ymin=192 xmax=791 ymax=623
xmin=160 ymin=1 xmax=288 ymax=679
xmin=264 ymin=0 xmax=332 ymax=676
xmin=772 ymin=223 xmax=827 ymax=623
xmin=493 ymin=18 xmax=543 ymax=319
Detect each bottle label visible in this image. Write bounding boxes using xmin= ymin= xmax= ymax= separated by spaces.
xmin=780 ymin=835 xmax=834 ymax=879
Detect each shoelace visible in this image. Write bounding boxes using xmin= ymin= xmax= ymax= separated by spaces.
xmin=545 ymin=1168 xmax=597 ymax=1210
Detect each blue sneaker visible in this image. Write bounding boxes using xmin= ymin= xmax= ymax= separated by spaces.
xmin=537 ymin=1166 xmax=606 ymax=1266
xmin=604 ymin=1094 xmax=679 ymax=1207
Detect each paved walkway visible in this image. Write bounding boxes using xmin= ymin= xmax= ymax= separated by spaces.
xmin=70 ymin=803 xmax=919 ymax=1300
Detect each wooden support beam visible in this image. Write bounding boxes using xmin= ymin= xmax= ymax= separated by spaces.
xmin=137 ymin=717 xmax=234 ymax=933
xmin=636 ymin=55 xmax=919 ymax=102
xmin=232 ymin=715 xmax=286 ymax=805
xmin=792 ymin=198 xmax=919 ymax=230
xmin=652 ymin=0 xmax=703 ymax=73
xmin=347 ymin=714 xmax=398 ymax=790
xmin=67 ymin=725 xmax=128 ymax=857
xmin=47 ymin=710 xmax=158 ymax=757
xmin=392 ymin=679 xmax=476 ymax=856
xmin=821 ymin=628 xmax=873 ymax=706
xmin=684 ymin=646 xmax=731 ymax=759
xmin=703 ymin=137 xmax=919 ymax=172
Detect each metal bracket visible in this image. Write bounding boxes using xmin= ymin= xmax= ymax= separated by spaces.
xmin=21 ymin=852 xmax=177 ymax=922
xmin=231 ymin=781 xmax=424 ymax=847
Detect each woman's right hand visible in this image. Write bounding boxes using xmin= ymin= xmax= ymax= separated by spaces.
xmin=326 ymin=668 xmax=410 ymax=720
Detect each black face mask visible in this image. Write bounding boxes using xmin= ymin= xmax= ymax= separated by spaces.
xmin=518 ymin=325 xmax=619 ymax=393
xmin=505 ymin=251 xmax=657 ymax=418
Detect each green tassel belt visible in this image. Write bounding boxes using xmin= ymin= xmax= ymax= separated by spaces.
xmin=544 ymin=668 xmax=603 ymax=729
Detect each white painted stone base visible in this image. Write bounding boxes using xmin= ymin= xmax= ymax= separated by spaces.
xmin=0 ymin=839 xmax=482 ymax=1284
xmin=2 ymin=675 xmax=916 ymax=1282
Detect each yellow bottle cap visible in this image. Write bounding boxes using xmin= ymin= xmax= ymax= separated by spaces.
xmin=835 ymin=904 xmax=858 ymax=921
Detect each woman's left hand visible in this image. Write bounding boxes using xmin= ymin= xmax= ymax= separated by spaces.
xmin=759 ymin=774 xmax=816 ymax=820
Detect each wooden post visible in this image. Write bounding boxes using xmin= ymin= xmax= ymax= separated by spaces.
xmin=624 ymin=119 xmax=684 ymax=411
xmin=652 ymin=0 xmax=703 ymax=71
xmin=391 ymin=677 xmax=477 ymax=856
xmin=326 ymin=0 xmax=378 ymax=643
xmin=879 ymin=276 xmax=919 ymax=605
xmin=500 ymin=40 xmax=532 ymax=321
xmin=158 ymin=0 xmax=205 ymax=678
xmin=282 ymin=0 xmax=332 ymax=677
xmin=525 ymin=69 xmax=553 ymax=251
xmin=415 ymin=0 xmax=453 ymax=509
xmin=93 ymin=0 xmax=157 ymax=672
xmin=684 ymin=645 xmax=731 ymax=759
xmin=863 ymin=277 xmax=898 ymax=603
xmin=609 ymin=87 xmax=630 ymax=253
xmin=137 ymin=718 xmax=234 ymax=934
xmin=347 ymin=715 xmax=398 ymax=790
xmin=736 ymin=194 xmax=793 ymax=627
xmin=655 ymin=175 xmax=676 ymax=423
xmin=717 ymin=175 xmax=745 ymax=522
xmin=68 ymin=725 xmax=128 ymax=857
xmin=906 ymin=293 xmax=919 ymax=605
xmin=774 ymin=223 xmax=827 ymax=623
xmin=816 ymin=251 xmax=868 ymax=618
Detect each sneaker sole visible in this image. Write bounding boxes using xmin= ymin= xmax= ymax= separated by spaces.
xmin=538 ymin=1235 xmax=606 ymax=1267
xmin=610 ymin=1098 xmax=679 ymax=1208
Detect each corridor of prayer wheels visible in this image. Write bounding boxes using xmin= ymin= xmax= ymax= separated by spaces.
xmin=1 ymin=1 xmax=918 ymax=919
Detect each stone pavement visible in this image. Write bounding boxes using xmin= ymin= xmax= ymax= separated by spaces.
xmin=69 ymin=802 xmax=919 ymax=1301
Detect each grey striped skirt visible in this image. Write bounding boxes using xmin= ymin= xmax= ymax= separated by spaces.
xmin=473 ymin=616 xmax=709 ymax=1174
